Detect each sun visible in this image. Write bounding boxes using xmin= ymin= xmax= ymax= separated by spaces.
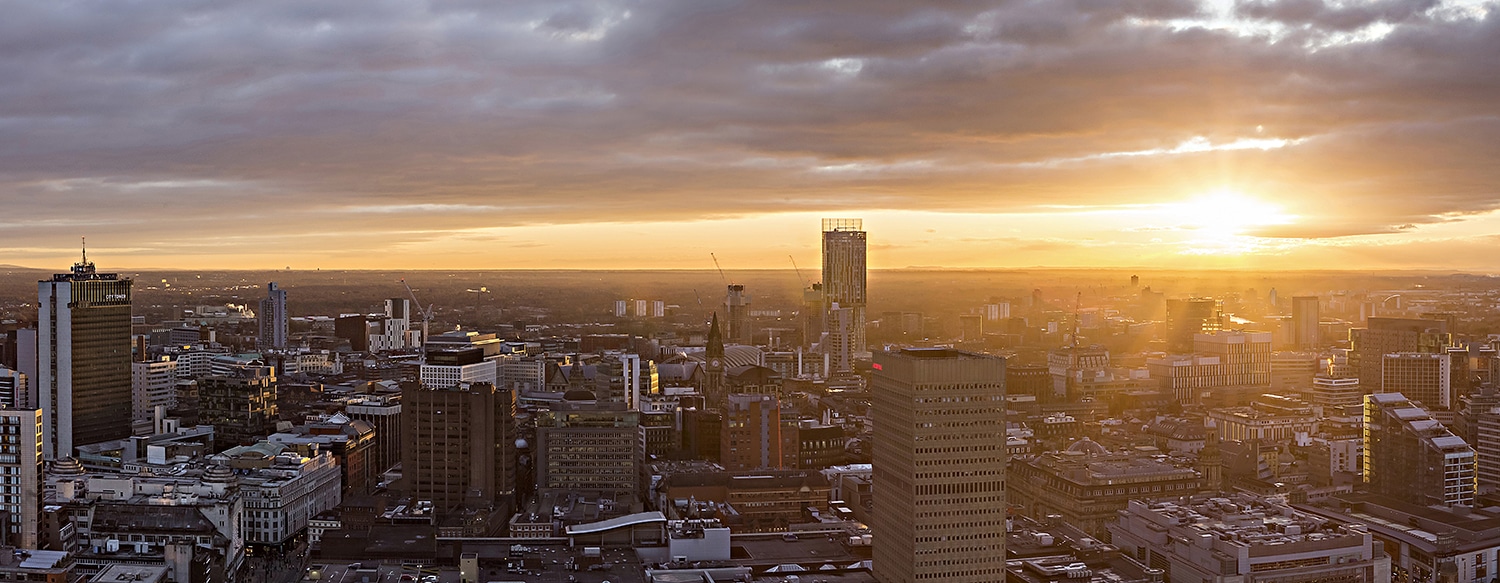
xmin=1159 ymin=189 xmax=1296 ymax=235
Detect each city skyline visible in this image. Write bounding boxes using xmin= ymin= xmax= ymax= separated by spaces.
xmin=3 ymin=1 xmax=1499 ymax=270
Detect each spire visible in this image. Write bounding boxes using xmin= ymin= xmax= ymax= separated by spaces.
xmin=707 ymin=312 xmax=724 ymax=360
xmin=81 ymin=236 xmax=87 ymax=266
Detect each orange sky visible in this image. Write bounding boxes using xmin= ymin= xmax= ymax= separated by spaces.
xmin=3 ymin=1 xmax=1498 ymax=271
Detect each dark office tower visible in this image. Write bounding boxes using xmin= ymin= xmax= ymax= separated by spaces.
xmin=725 ymin=284 xmax=749 ymax=344
xmin=872 ymin=349 xmax=1007 ymax=583
xmin=1164 ymin=298 xmax=1223 ymax=353
xmin=199 ymin=367 xmax=278 ymax=451
xmin=401 ymin=381 xmax=516 ymax=516
xmin=822 ymin=219 xmax=866 ymax=373
xmin=1350 ymin=317 xmax=1452 ymax=395
xmin=37 ymin=249 xmax=132 ymax=459
xmin=1292 ymin=296 xmax=1320 ymax=350
xmin=258 ymin=282 xmax=288 ymax=350
xmin=1364 ymin=392 xmax=1475 ymax=508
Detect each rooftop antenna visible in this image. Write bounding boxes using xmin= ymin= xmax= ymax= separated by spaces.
xmin=81 ymin=236 xmax=87 ymax=265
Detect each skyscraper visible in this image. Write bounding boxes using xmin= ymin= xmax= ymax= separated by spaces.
xmin=872 ymin=348 xmax=1007 ymax=583
xmin=258 ymin=282 xmax=288 ymax=350
xmin=725 ymin=284 xmax=749 ymax=344
xmin=1291 ymin=295 xmax=1320 ymax=349
xmin=37 ymin=249 xmax=133 ymax=459
xmin=402 ymin=381 xmax=516 ymax=518
xmin=822 ymin=219 xmax=866 ymax=373
xmin=1164 ymin=297 xmax=1223 ymax=352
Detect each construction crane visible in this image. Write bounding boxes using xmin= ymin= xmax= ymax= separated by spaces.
xmin=789 ymin=255 xmax=809 ymax=288
xmin=710 ymin=253 xmax=729 ymax=285
xmin=400 ymin=278 xmax=436 ymax=363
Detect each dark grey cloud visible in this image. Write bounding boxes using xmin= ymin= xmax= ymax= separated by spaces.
xmin=1 ymin=0 xmax=1498 ymax=262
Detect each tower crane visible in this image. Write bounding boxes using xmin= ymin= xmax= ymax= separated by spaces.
xmin=789 ymin=255 xmax=809 ymax=288
xmin=711 ymin=253 xmax=729 ymax=285
xmin=400 ymin=278 xmax=435 ymax=363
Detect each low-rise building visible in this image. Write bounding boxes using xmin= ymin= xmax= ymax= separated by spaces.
xmin=219 ymin=441 xmax=342 ymax=546
xmin=1008 ymin=440 xmax=1199 ymax=539
xmin=1109 ymin=494 xmax=1390 ymax=583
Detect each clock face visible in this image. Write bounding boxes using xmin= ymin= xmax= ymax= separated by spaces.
xmin=710 ymin=359 xmax=721 ymax=368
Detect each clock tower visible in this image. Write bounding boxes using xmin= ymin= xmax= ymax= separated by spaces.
xmin=705 ymin=312 xmax=726 ymax=408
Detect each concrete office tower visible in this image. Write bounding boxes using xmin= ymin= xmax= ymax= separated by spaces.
xmin=401 ymin=381 xmax=516 ymax=515
xmin=1350 ymin=317 xmax=1452 ymax=396
xmin=725 ymin=284 xmax=750 ymax=344
xmin=258 ymin=282 xmax=288 ymax=350
xmin=1364 ymin=392 xmax=1475 ymax=507
xmin=1292 ymin=296 xmax=1320 ymax=349
xmin=0 ymin=367 xmax=27 ymax=411
xmin=0 ymin=410 xmax=42 ymax=549
xmin=1164 ymin=298 xmax=1223 ymax=352
xmin=38 ymin=250 xmax=133 ymax=459
xmin=872 ymin=348 xmax=1006 ymax=583
xmin=822 ymin=219 xmax=866 ymax=372
xmin=1382 ymin=353 xmax=1453 ymax=411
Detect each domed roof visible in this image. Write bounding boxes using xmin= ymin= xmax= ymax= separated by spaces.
xmin=1066 ymin=438 xmax=1108 ymax=456
xmin=51 ymin=457 xmax=84 ymax=476
xmin=203 ymin=463 xmax=236 ymax=484
xmin=563 ymin=388 xmax=597 ymax=402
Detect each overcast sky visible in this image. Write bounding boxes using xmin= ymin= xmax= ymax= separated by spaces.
xmin=4 ymin=0 xmax=1499 ymax=270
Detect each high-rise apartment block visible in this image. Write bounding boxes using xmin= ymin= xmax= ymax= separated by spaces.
xmin=822 ymin=219 xmax=866 ymax=373
xmin=1292 ymin=295 xmax=1320 ymax=349
xmin=1364 ymin=392 xmax=1475 ymax=507
xmin=258 ymin=282 xmax=288 ymax=350
xmin=38 ymin=252 xmax=133 ymax=459
xmin=872 ymin=348 xmax=1006 ymax=583
xmin=401 ymin=381 xmax=516 ymax=517
xmin=0 ymin=410 xmax=42 ymax=549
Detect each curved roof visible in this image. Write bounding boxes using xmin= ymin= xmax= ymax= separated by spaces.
xmin=1066 ymin=438 xmax=1108 ymax=456
xmin=564 ymin=511 xmax=666 ymax=535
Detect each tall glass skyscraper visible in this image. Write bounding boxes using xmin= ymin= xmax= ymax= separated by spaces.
xmin=37 ymin=250 xmax=133 ymax=459
xmin=821 ymin=218 xmax=866 ymax=373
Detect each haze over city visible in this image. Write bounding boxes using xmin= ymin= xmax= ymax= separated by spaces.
xmin=7 ymin=3 xmax=1500 ymax=583
xmin=4 ymin=0 xmax=1499 ymax=270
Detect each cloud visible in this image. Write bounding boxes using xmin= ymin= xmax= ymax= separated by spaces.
xmin=0 ymin=0 xmax=1497 ymax=267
